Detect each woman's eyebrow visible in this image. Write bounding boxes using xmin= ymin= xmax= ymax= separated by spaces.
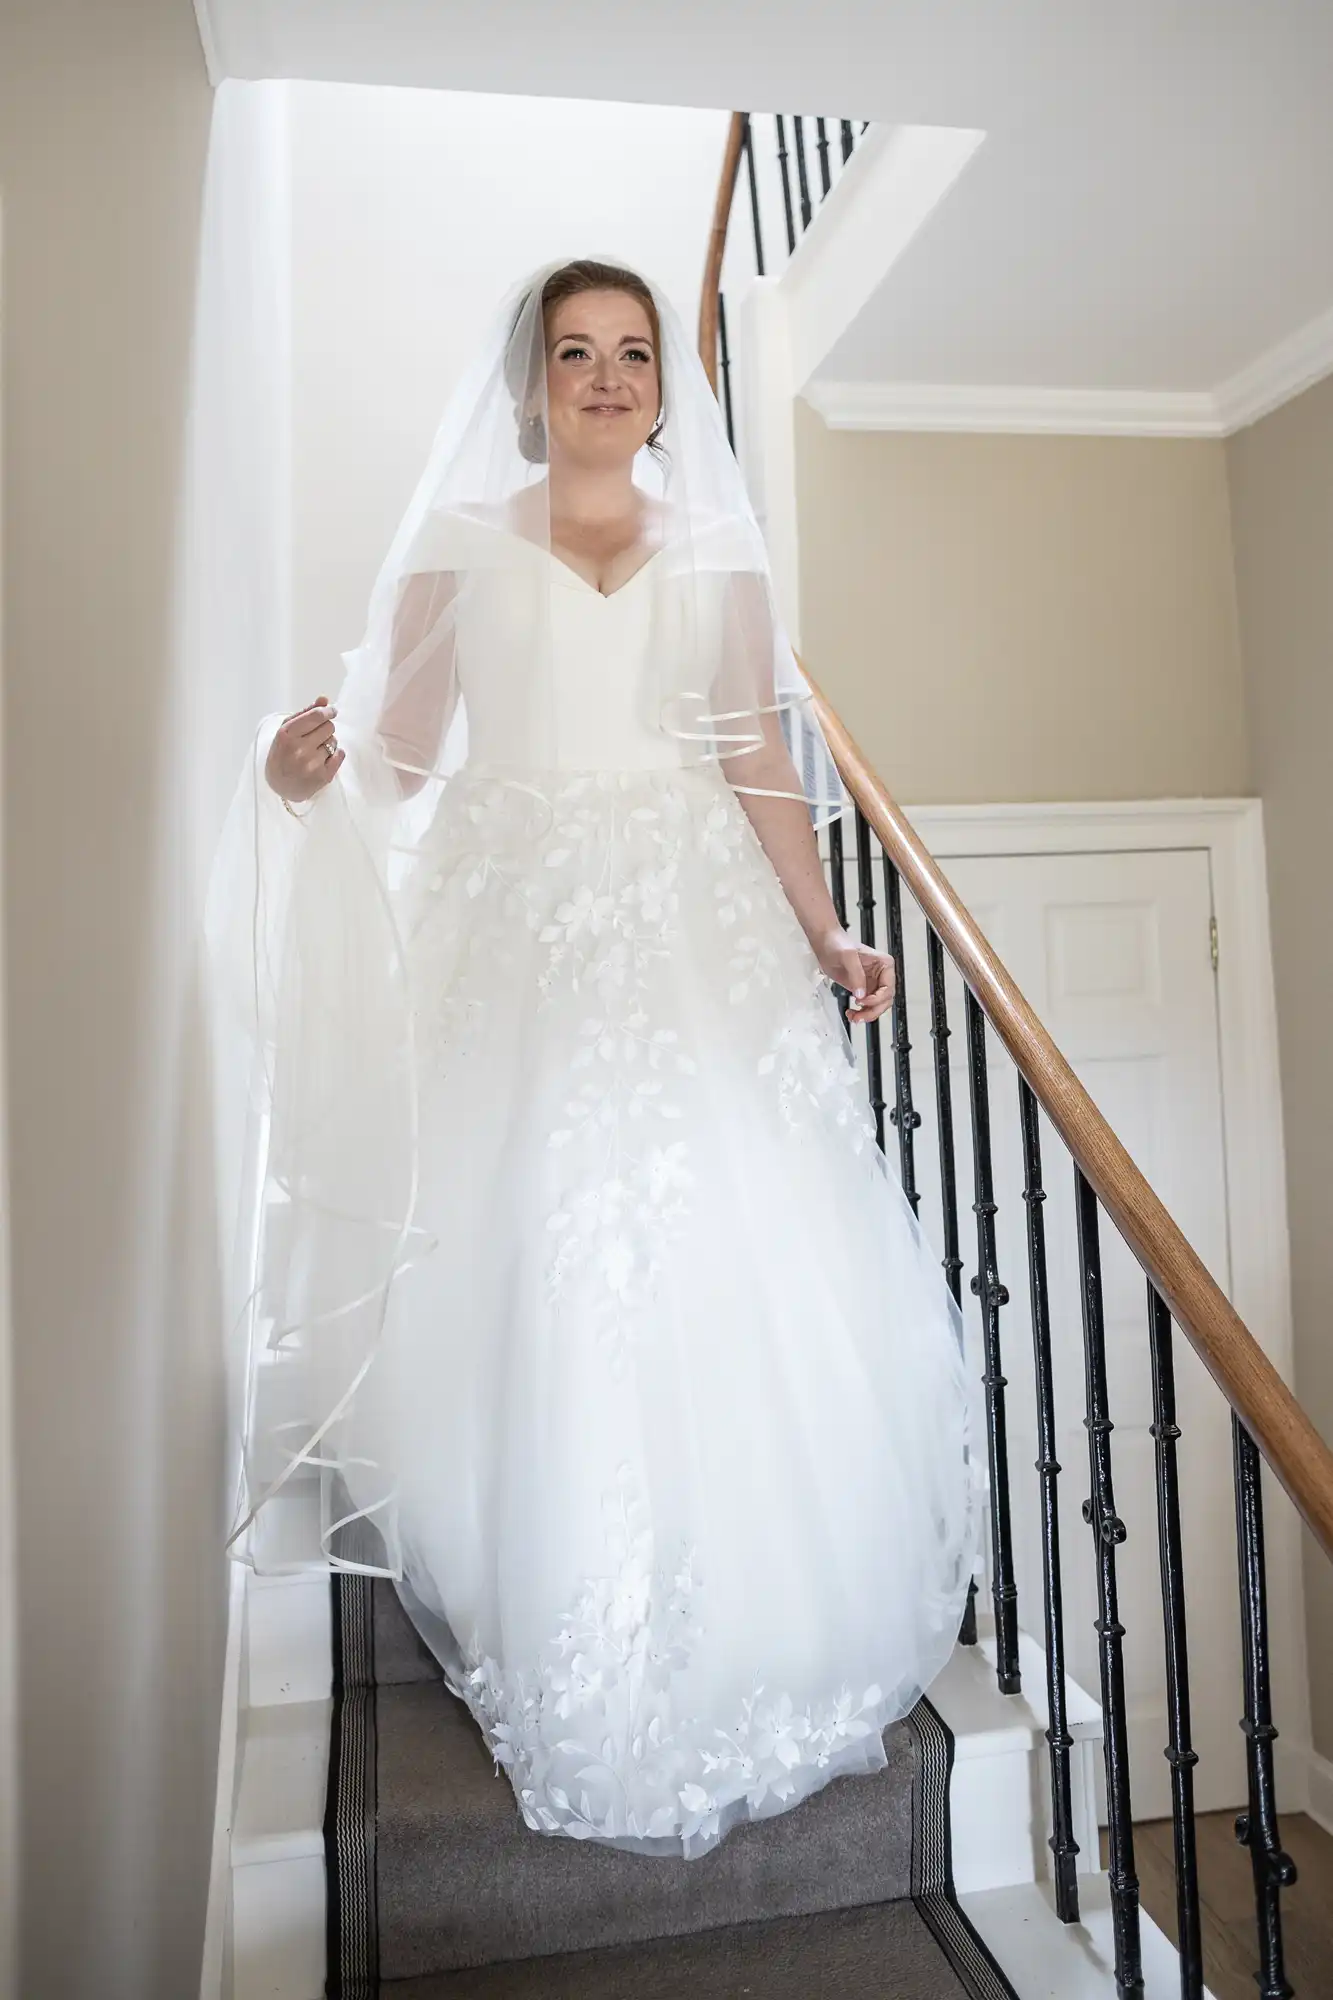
xmin=551 ymin=333 xmax=655 ymax=349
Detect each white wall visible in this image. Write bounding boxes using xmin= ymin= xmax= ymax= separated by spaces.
xmin=0 ymin=12 xmax=289 ymax=1986
xmin=285 ymin=82 xmax=729 ymax=695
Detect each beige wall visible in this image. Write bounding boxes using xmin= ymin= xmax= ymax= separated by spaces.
xmin=1227 ymin=371 xmax=1333 ymax=1762
xmin=0 ymin=7 xmax=225 ymax=1995
xmin=795 ymin=402 xmax=1251 ymax=804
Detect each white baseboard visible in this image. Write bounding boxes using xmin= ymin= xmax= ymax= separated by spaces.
xmin=1306 ymin=1747 xmax=1333 ymax=1837
xmin=200 ymin=1560 xmax=248 ymax=2000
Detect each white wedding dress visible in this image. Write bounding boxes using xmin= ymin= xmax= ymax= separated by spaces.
xmin=346 ymin=530 xmax=980 ymax=1860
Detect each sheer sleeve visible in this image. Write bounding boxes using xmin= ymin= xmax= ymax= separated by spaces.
xmin=373 ymin=568 xmax=461 ymax=800
xmin=716 ymin=570 xmax=846 ymax=952
xmin=716 ymin=571 xmax=816 ymax=806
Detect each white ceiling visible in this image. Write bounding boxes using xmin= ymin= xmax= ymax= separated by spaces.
xmin=197 ymin=0 xmax=1333 ymax=409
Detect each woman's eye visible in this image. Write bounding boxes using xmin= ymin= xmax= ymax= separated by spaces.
xmin=558 ymin=345 xmax=590 ymax=361
xmin=623 ymin=348 xmax=653 ymax=364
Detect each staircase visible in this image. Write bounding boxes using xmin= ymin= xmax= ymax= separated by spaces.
xmin=214 ymin=104 xmax=1333 ymax=2000
xmin=232 ymin=1492 xmax=1119 ymax=1998
xmin=228 ymin=1482 xmax=1208 ymax=1996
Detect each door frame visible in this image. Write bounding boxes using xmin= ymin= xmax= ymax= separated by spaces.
xmin=900 ymin=795 xmax=1313 ymax=1816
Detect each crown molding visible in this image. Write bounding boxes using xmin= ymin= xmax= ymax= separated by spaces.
xmin=1212 ymin=303 xmax=1333 ymax=435
xmin=802 ymin=380 xmax=1223 ymax=437
xmin=804 ymin=305 xmax=1333 ymax=439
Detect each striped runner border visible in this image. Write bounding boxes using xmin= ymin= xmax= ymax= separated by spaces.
xmin=909 ymin=1693 xmax=1021 ymax=2000
xmin=324 ymin=1568 xmax=379 ymax=2000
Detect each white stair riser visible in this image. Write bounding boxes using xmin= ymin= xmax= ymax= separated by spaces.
xmin=232 ymin=1854 xmax=325 ymax=2000
xmin=247 ymin=1578 xmax=332 ymax=1707
xmin=951 ymin=1735 xmax=1101 ymax=1894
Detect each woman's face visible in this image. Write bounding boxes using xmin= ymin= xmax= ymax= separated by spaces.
xmin=542 ymin=289 xmax=660 ymax=471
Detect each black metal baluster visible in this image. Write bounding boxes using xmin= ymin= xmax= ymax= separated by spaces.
xmin=926 ymin=932 xmax=964 ymax=1311
xmin=965 ymin=988 xmax=1020 ymax=1693
xmin=793 ymin=115 xmax=813 ymax=231
xmin=815 ymin=116 xmax=832 ymax=198
xmin=775 ymin=115 xmax=797 ymax=255
xmin=742 ymin=113 xmax=766 ymax=276
xmin=1018 ymin=1078 xmax=1080 ymax=1921
xmin=1146 ymin=1284 xmax=1203 ymax=1997
xmin=1075 ymin=1168 xmax=1143 ymax=1998
xmin=926 ymin=929 xmax=977 ymax=1647
xmin=826 ymin=811 xmax=851 ymax=1034
xmin=717 ymin=291 xmax=735 ymax=450
xmin=853 ymin=808 xmax=886 ymax=1150
xmin=1233 ymin=1416 xmax=1297 ymax=2000
xmin=882 ymin=853 xmax=921 ymax=1218
xmin=840 ymin=118 xmax=855 ymax=162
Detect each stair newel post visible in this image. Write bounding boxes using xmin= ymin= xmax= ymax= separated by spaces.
xmin=741 ymin=113 xmax=766 ymax=276
xmin=826 ymin=809 xmax=852 ymax=1035
xmin=1145 ymin=1284 xmax=1204 ymax=1998
xmin=1017 ymin=1076 xmax=1080 ymax=1923
xmin=926 ymin=927 xmax=977 ymax=1647
xmin=716 ymin=290 xmax=736 ymax=451
xmin=792 ymin=114 xmax=814 ymax=231
xmin=839 ymin=118 xmax=855 ymax=162
xmin=964 ymin=987 xmax=1021 ymax=1693
xmin=1074 ymin=1168 xmax=1143 ymax=1998
xmin=1232 ymin=1415 xmax=1297 ymax=2000
xmin=853 ymin=807 xmax=887 ymax=1152
xmin=815 ymin=116 xmax=832 ymax=197
xmin=774 ymin=115 xmax=797 ymax=255
xmin=882 ymin=852 xmax=921 ymax=1219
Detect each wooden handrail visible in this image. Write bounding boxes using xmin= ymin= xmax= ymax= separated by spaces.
xmin=809 ymin=674 xmax=1333 ymax=1563
xmin=700 ymin=103 xmax=1333 ymax=1562
xmin=698 ymin=112 xmax=747 ymax=395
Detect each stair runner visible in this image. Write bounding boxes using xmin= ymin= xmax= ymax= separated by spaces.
xmin=323 ymin=1572 xmax=1017 ymax=1999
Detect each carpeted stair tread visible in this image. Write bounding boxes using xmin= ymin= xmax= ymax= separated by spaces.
xmin=381 ymin=1894 xmax=976 ymax=1998
xmin=371 ymin=1583 xmax=440 ymax=1687
xmin=374 ymin=1675 xmax=919 ymax=1979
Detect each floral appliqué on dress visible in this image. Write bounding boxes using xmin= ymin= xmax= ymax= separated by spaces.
xmin=448 ymin=1461 xmax=890 ymax=1850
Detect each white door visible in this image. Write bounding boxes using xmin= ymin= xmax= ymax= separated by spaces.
xmin=860 ymin=843 xmax=1244 ymax=1821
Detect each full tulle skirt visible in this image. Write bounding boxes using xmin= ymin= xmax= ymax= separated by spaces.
xmin=351 ymin=760 xmax=979 ymax=1858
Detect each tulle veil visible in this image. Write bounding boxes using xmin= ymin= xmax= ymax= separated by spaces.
xmin=205 ymin=257 xmax=851 ymax=1576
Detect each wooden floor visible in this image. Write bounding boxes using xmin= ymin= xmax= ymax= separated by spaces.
xmin=1100 ymin=1812 xmax=1333 ymax=1999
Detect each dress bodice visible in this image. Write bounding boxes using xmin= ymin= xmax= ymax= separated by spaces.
xmin=458 ymin=543 xmax=686 ymax=772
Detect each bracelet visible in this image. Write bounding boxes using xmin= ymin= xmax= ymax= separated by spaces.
xmin=281 ymin=795 xmax=314 ymax=822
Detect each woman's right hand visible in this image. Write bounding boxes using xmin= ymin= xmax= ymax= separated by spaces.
xmin=264 ymin=696 xmax=346 ymax=803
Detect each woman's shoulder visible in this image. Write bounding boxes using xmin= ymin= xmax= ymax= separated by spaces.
xmin=401 ymin=502 xmax=532 ymax=575
xmin=661 ymin=500 xmax=766 ymax=572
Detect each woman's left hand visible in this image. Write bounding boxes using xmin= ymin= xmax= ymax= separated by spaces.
xmin=814 ymin=929 xmax=897 ymax=1024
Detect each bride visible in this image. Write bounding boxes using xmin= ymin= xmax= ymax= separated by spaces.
xmin=209 ymin=257 xmax=978 ymax=1860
